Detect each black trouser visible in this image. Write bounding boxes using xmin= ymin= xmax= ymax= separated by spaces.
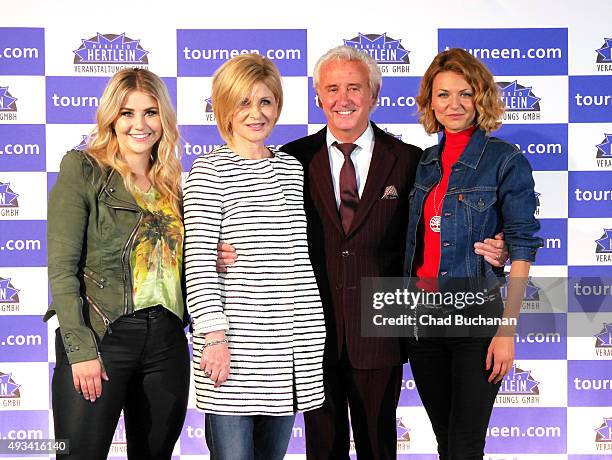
xmin=52 ymin=306 xmax=190 ymax=460
xmin=304 ymin=352 xmax=402 ymax=460
xmin=407 ymin=337 xmax=501 ymax=460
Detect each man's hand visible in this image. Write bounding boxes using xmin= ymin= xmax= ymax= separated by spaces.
xmin=216 ymin=242 xmax=237 ymax=273
xmin=474 ymin=232 xmax=508 ymax=267
xmin=71 ymin=358 xmax=109 ymax=402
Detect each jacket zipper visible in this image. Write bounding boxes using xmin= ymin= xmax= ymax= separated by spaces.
xmin=102 ymin=176 xmax=143 ymax=316
xmin=85 ymin=293 xmax=113 ymax=334
xmin=83 ymin=271 xmax=104 ymax=289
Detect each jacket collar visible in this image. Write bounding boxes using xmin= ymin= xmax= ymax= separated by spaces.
xmin=99 ymin=168 xmax=140 ymax=211
xmin=421 ymin=128 xmax=489 ymax=170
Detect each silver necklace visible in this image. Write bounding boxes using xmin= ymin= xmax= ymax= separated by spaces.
xmin=429 ymin=182 xmax=443 ymax=233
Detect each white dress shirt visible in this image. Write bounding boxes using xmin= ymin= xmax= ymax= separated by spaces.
xmin=326 ymin=124 xmax=375 ymax=209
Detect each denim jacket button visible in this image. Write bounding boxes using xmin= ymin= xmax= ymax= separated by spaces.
xmin=444 ymin=212 xmax=452 ymax=217
xmin=442 ymin=241 xmax=450 ymax=247
xmin=440 ymin=271 xmax=448 ymax=276
xmin=477 ymin=198 xmax=485 ymax=208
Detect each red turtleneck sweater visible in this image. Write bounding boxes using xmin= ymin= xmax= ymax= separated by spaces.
xmin=415 ymin=126 xmax=477 ymax=279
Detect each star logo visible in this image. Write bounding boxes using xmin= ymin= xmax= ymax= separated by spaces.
xmin=0 ymin=183 xmax=19 ymax=208
xmin=382 ymin=127 xmax=402 ymax=140
xmin=344 ymin=33 xmax=410 ymax=64
xmin=0 ymin=278 xmax=19 ymax=303
xmin=499 ymin=364 xmax=540 ymax=395
xmin=396 ymin=417 xmax=411 ymax=441
xmin=595 ymin=417 xmax=612 ymax=442
xmin=501 ymin=276 xmax=539 ymax=302
xmin=0 ymin=86 xmax=18 ymax=112
xmin=595 ymin=229 xmax=612 ymax=253
xmin=73 ymin=33 xmax=149 ymax=64
xmin=596 ymin=134 xmax=612 ymax=158
xmin=0 ymin=373 xmax=20 ymax=398
xmin=595 ymin=323 xmax=612 ymax=348
xmin=498 ymin=81 xmax=541 ymax=111
xmin=74 ymin=135 xmax=89 ymax=151
xmin=204 ymin=97 xmax=213 ymax=113
xmin=596 ymin=38 xmax=612 ymax=63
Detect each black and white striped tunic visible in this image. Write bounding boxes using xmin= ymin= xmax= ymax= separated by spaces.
xmin=183 ymin=145 xmax=326 ymax=416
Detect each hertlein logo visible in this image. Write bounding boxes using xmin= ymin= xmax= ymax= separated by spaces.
xmin=0 ymin=86 xmax=18 ymax=121
xmin=501 ymin=276 xmax=542 ymax=312
xmin=0 ymin=182 xmax=19 ymax=217
xmin=382 ymin=127 xmax=402 ymax=140
xmin=204 ymin=96 xmax=215 ymax=122
xmin=496 ymin=364 xmax=540 ymax=404
xmin=595 ymin=417 xmax=612 ymax=451
xmin=595 ymin=323 xmax=612 ymax=357
xmin=0 ymin=372 xmax=21 ymax=407
xmin=596 ymin=134 xmax=612 ymax=168
xmin=344 ymin=33 xmax=410 ymax=74
xmin=595 ymin=229 xmax=612 ymax=263
xmin=498 ymin=81 xmax=541 ymax=122
xmin=596 ymin=37 xmax=612 ymax=72
xmin=73 ymin=33 xmax=149 ymax=74
xmin=396 ymin=417 xmax=411 ymax=452
xmin=534 ymin=191 xmax=541 ymax=215
xmin=0 ymin=277 xmax=20 ymax=312
xmin=74 ymin=135 xmax=89 ymax=151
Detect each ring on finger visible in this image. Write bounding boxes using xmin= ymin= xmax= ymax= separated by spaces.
xmin=203 ymin=371 xmax=211 ymax=378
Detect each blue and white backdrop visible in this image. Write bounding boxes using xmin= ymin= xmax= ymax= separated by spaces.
xmin=1 ymin=0 xmax=612 ymax=458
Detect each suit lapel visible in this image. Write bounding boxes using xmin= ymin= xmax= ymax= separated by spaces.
xmin=309 ymin=142 xmax=344 ymax=235
xmin=346 ymin=129 xmax=396 ymax=237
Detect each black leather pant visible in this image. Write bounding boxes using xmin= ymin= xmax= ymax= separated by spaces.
xmin=407 ymin=337 xmax=501 ymax=460
xmin=52 ymin=306 xmax=190 ymax=460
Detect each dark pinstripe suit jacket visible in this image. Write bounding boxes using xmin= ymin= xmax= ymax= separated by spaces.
xmin=282 ymin=123 xmax=422 ymax=369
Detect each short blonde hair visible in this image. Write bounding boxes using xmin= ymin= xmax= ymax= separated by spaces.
xmin=417 ymin=48 xmax=505 ymax=134
xmin=87 ymin=68 xmax=182 ymax=217
xmin=212 ymin=54 xmax=283 ymax=142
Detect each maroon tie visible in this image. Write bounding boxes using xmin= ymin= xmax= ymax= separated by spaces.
xmin=336 ymin=142 xmax=359 ymax=234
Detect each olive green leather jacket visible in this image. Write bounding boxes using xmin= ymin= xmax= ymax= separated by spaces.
xmin=44 ymin=150 xmax=186 ymax=364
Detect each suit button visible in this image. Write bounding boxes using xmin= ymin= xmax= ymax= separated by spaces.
xmin=341 ymin=250 xmax=349 ymax=257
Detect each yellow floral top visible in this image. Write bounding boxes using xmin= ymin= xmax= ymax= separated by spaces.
xmin=131 ymin=186 xmax=184 ymax=318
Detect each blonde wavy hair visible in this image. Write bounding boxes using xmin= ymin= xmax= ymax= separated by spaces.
xmin=417 ymin=48 xmax=505 ymax=134
xmin=212 ymin=54 xmax=283 ymax=142
xmin=87 ymin=68 xmax=182 ymax=217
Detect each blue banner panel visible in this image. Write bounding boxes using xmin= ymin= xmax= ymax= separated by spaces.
xmin=496 ymin=124 xmax=568 ymax=171
xmin=438 ymin=28 xmax=568 ymax=75
xmin=0 ymin=315 xmax=47 ymax=362
xmin=0 ymin=125 xmax=46 ymax=172
xmin=569 ymin=76 xmax=612 ymax=123
xmin=177 ymin=29 xmax=307 ymax=77
xmin=486 ymin=407 xmax=566 ymax=453
xmin=568 ymin=171 xmax=612 ymax=218
xmin=535 ymin=218 xmax=567 ymax=265
xmin=514 ymin=314 xmax=567 ymax=360
xmin=0 ymin=28 xmax=45 ymax=75
xmin=568 ymin=360 xmax=612 ymax=406
xmin=46 ymin=76 xmax=108 ymax=124
xmin=0 ymin=220 xmax=46 ymax=267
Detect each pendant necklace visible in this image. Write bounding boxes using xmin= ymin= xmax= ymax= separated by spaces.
xmin=429 ymin=182 xmax=443 ymax=233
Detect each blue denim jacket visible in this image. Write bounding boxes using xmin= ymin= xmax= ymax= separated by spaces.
xmin=404 ymin=128 xmax=542 ymax=279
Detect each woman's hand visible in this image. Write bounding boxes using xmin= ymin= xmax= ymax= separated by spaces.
xmin=474 ymin=232 xmax=508 ymax=267
xmin=485 ymin=335 xmax=514 ymax=384
xmin=71 ymin=358 xmax=109 ymax=402
xmin=200 ymin=331 xmax=231 ymax=387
